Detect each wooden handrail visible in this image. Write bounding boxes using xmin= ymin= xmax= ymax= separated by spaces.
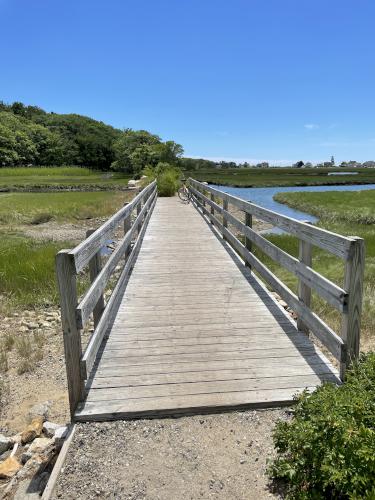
xmin=56 ymin=181 xmax=157 ymax=416
xmin=189 ymin=178 xmax=365 ymax=379
xmin=76 ymin=191 xmax=156 ymax=329
xmin=69 ymin=181 xmax=156 ymax=273
xmin=190 ymin=179 xmax=355 ymax=259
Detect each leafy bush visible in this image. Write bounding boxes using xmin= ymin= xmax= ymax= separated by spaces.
xmin=144 ymin=162 xmax=181 ymax=197
xmin=268 ymin=353 xmax=375 ymax=499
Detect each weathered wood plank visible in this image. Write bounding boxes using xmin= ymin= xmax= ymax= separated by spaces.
xmin=85 ymin=373 xmax=339 ymax=403
xmin=94 ymin=354 xmax=337 ymax=378
xmin=86 ymin=229 xmax=105 ymax=329
xmin=56 ymin=251 xmax=84 ymax=418
xmin=340 ymin=237 xmax=365 ymax=378
xmin=297 ymin=235 xmax=312 ymax=334
xmin=89 ymin=363 xmax=338 ymax=389
xmin=76 ymin=387 xmax=316 ymax=421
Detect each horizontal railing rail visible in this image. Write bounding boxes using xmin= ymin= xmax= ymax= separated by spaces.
xmin=56 ymin=181 xmax=157 ymax=417
xmin=189 ymin=178 xmax=365 ymax=380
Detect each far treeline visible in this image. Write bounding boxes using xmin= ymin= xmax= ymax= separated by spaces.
xmin=0 ymin=101 xmax=185 ymax=176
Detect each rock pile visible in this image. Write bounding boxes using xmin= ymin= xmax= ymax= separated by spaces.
xmin=0 ymin=402 xmax=68 ymax=499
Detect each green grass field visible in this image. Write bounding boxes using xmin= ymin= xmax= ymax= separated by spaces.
xmin=185 ymin=166 xmax=375 ymax=187
xmin=0 ymin=166 xmax=132 ymax=190
xmin=0 ymin=191 xmax=130 ymax=224
xmin=266 ymin=190 xmax=375 ymax=348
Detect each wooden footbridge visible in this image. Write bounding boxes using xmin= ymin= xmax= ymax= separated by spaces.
xmin=56 ymin=179 xmax=365 ymax=421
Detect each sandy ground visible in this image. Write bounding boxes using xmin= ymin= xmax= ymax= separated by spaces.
xmin=52 ymin=410 xmax=288 ymax=500
xmin=0 ymin=309 xmax=69 ymax=435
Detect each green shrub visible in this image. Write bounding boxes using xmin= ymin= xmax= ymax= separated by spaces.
xmin=268 ymin=353 xmax=375 ymax=499
xmin=144 ymin=162 xmax=180 ymax=197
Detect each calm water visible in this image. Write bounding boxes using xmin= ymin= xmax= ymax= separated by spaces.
xmin=211 ymin=183 xmax=375 ymax=223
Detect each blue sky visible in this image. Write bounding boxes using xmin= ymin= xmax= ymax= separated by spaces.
xmin=1 ymin=0 xmax=374 ymax=165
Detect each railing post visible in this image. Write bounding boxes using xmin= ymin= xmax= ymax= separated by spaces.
xmin=297 ymin=236 xmax=312 ymax=335
xmin=244 ymin=211 xmax=253 ymax=270
xmin=340 ymin=237 xmax=365 ymax=379
xmin=137 ymin=200 xmax=142 ymax=235
xmin=222 ymin=196 xmax=228 ymax=240
xmin=86 ymin=229 xmax=105 ymax=328
xmin=123 ymin=202 xmax=132 ymax=259
xmin=210 ymin=192 xmax=215 ymax=223
xmin=56 ymin=250 xmax=84 ymax=419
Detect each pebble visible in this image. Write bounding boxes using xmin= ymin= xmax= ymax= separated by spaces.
xmin=0 ymin=434 xmax=12 ymax=454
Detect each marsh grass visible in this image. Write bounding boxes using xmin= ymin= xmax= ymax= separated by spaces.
xmin=0 ymin=166 xmax=132 ymax=189
xmin=274 ymin=190 xmax=375 ymax=224
xmin=0 ymin=235 xmax=71 ymax=309
xmin=0 ymin=191 xmax=129 ymax=225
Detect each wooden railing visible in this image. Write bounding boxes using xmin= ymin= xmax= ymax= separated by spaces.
xmin=56 ymin=181 xmax=157 ymax=417
xmin=189 ymin=178 xmax=365 ymax=380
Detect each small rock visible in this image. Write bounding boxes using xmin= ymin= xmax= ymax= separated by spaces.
xmin=21 ymin=416 xmax=44 ymax=444
xmin=28 ymin=401 xmax=51 ymax=420
xmin=39 ymin=321 xmax=51 ymax=328
xmin=19 ymin=325 xmax=29 ymax=333
xmin=0 ymin=434 xmax=12 ymax=455
xmin=43 ymin=421 xmax=63 ymax=438
xmin=54 ymin=426 xmax=68 ymax=446
xmin=27 ymin=322 xmax=39 ymax=330
xmin=21 ymin=437 xmax=54 ymax=463
xmin=0 ymin=456 xmax=22 ymax=479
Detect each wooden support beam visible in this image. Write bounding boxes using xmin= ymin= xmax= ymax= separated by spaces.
xmin=123 ymin=202 xmax=132 ymax=259
xmin=340 ymin=237 xmax=365 ymax=379
xmin=222 ymin=198 xmax=228 ymax=241
xmin=244 ymin=212 xmax=252 ymax=270
xmin=297 ymin=223 xmax=312 ymax=334
xmin=86 ymin=229 xmax=105 ymax=328
xmin=56 ymin=251 xmax=84 ymax=419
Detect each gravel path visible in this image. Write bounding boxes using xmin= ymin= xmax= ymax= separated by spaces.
xmin=53 ymin=410 xmax=288 ymax=500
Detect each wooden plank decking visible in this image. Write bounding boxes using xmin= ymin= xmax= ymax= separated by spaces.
xmin=75 ymin=197 xmax=340 ymax=421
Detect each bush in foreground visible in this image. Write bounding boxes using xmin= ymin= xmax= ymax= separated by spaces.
xmin=268 ymin=353 xmax=375 ymax=499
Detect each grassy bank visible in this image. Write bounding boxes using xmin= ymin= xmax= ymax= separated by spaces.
xmin=0 ymin=190 xmax=132 ymax=310
xmin=0 ymin=166 xmax=132 ymax=190
xmin=266 ymin=189 xmax=375 ymax=349
xmin=185 ymin=166 xmax=375 ymax=187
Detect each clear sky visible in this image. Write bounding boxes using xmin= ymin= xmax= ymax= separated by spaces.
xmin=1 ymin=0 xmax=374 ymax=165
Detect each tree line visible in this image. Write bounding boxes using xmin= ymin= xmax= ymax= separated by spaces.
xmin=0 ymin=101 xmax=184 ymax=175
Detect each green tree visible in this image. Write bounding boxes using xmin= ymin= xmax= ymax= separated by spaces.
xmin=111 ymin=129 xmax=183 ymax=176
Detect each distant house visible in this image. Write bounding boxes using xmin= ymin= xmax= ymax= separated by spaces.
xmin=362 ymin=161 xmax=375 ymax=168
xmin=340 ymin=161 xmax=362 ymax=168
